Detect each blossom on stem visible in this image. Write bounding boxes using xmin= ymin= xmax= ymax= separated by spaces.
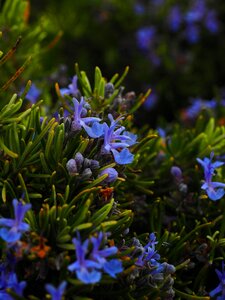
xmin=101 ymin=114 xmax=135 ymax=164
xmin=68 ymin=232 xmax=123 ymax=284
xmin=68 ymin=237 xmax=101 ymax=284
xmin=90 ymin=232 xmax=123 ymax=278
xmin=72 ymin=97 xmax=103 ymax=138
xmin=0 ymin=199 xmax=31 ymax=243
xmin=135 ymin=233 xmax=160 ymax=268
xmin=197 ymin=152 xmax=225 ymax=201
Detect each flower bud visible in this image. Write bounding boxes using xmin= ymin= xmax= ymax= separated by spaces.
xmin=83 ymin=158 xmax=91 ymax=168
xmin=170 ymin=166 xmax=182 ymax=182
xmin=105 ymin=82 xmax=115 ymax=98
xmin=99 ymin=167 xmax=118 ymax=183
xmin=89 ymin=159 xmax=100 ymax=170
xmin=81 ymin=168 xmax=92 ymax=180
xmin=66 ymin=159 xmax=77 ymax=175
xmin=74 ymin=152 xmax=84 ymax=170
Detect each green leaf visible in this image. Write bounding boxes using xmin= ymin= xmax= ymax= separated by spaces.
xmin=90 ymin=199 xmax=114 ymax=226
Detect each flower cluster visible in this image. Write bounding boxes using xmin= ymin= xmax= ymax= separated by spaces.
xmin=66 ymin=152 xmax=99 ymax=178
xmin=68 ymin=232 xmax=123 ymax=284
xmin=134 ymin=0 xmax=220 ymax=72
xmin=197 ymin=152 xmax=225 ymax=201
xmin=168 ymin=0 xmax=219 ymax=43
xmin=181 ymin=98 xmax=217 ymax=121
xmin=128 ymin=233 xmax=176 ymax=297
xmin=65 ymin=96 xmax=136 ymax=166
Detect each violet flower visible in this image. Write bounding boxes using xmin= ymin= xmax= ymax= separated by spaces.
xmin=68 ymin=237 xmax=101 ymax=284
xmin=0 ymin=199 xmax=31 ymax=243
xmin=72 ymin=97 xmax=103 ymax=138
xmin=90 ymin=232 xmax=118 ymax=265
xmin=60 ymin=75 xmax=79 ymax=96
xmin=101 ymin=114 xmax=134 ymax=165
xmin=68 ymin=232 xmax=123 ymax=284
xmin=197 ymin=152 xmax=225 ymax=201
xmin=135 ymin=233 xmax=160 ymax=268
xmin=136 ymin=27 xmax=156 ymax=51
xmin=90 ymin=232 xmax=123 ymax=278
xmin=0 ymin=268 xmax=26 ymax=299
xmin=23 ymin=83 xmax=41 ymax=104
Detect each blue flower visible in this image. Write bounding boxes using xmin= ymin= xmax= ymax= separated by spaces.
xmin=122 ymin=131 xmax=137 ymax=146
xmin=0 ymin=199 xmax=31 ymax=243
xmin=60 ymin=75 xmax=78 ymax=96
xmin=68 ymin=237 xmax=102 ymax=284
xmin=197 ymin=152 xmax=225 ymax=201
xmin=135 ymin=233 xmax=160 ymax=268
xmin=68 ymin=232 xmax=123 ymax=284
xmin=143 ymin=89 xmax=158 ymax=110
xmin=25 ymin=84 xmax=41 ymax=104
xmin=90 ymin=232 xmax=123 ymax=278
xmin=72 ymin=97 xmax=103 ymax=138
xmin=111 ymin=148 xmax=134 ymax=165
xmin=103 ymin=259 xmax=123 ymax=278
xmin=184 ymin=98 xmax=217 ymax=120
xmin=90 ymin=232 xmax=118 ymax=265
xmin=210 ymin=261 xmax=225 ymax=298
xmin=185 ymin=0 xmax=206 ymax=23
xmin=0 ymin=269 xmax=26 ymax=299
xmin=168 ymin=6 xmax=182 ymax=32
xmin=136 ymin=27 xmax=156 ymax=51
xmin=101 ymin=114 xmax=135 ymax=165
xmin=45 ymin=281 xmax=67 ymax=300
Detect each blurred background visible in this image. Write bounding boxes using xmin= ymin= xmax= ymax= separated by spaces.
xmin=1 ymin=0 xmax=225 ymax=126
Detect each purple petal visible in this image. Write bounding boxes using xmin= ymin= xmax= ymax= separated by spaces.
xmin=0 ymin=218 xmax=15 ymax=227
xmin=103 ymin=259 xmax=123 ymax=278
xmin=76 ymin=268 xmax=101 ymax=284
xmin=0 ymin=227 xmax=21 ymax=243
xmin=206 ymin=188 xmax=225 ymax=201
xmin=209 ymin=284 xmax=222 ymax=297
xmin=111 ymin=148 xmax=134 ymax=165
